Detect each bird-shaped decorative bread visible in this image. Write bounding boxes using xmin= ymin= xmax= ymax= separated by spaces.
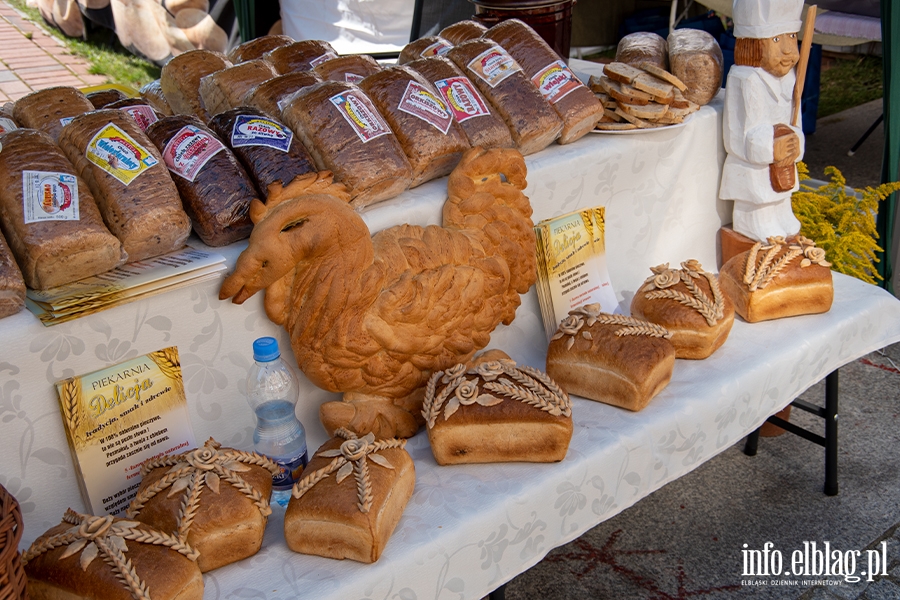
xmin=219 ymin=147 xmax=537 ymax=439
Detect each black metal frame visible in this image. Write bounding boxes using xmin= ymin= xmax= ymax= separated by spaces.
xmin=743 ymin=370 xmax=840 ymax=496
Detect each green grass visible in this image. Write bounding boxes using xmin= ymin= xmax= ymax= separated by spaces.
xmin=5 ymin=0 xmax=160 ymax=89
xmin=816 ymin=54 xmax=883 ymax=119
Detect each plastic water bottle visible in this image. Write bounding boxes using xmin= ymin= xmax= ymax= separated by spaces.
xmin=246 ymin=337 xmax=309 ymax=507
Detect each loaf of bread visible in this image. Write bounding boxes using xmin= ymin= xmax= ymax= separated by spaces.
xmin=285 ymin=429 xmax=414 ymax=563
xmin=616 ymin=31 xmax=668 ymax=70
xmin=667 ymin=29 xmax=723 ymax=106
xmin=160 ymin=49 xmax=232 ymax=122
xmin=139 ymin=79 xmax=174 ymax=116
xmin=0 ymin=111 xmax=17 ymax=136
xmin=398 ymin=35 xmax=454 ymax=65
xmin=208 ymin=107 xmax=317 ymax=197
xmin=13 ymin=87 xmax=94 ymax=141
xmin=440 ymin=19 xmax=487 ymax=45
xmin=423 ymin=350 xmax=572 ymax=464
xmin=106 ymin=98 xmax=163 ymax=131
xmin=23 ymin=510 xmax=203 ymax=600
xmin=485 ymin=19 xmax=602 ymax=144
xmin=448 ymin=38 xmax=562 ymax=155
xmin=227 ymin=33 xmax=293 ymax=63
xmin=718 ymin=236 xmax=834 ymax=323
xmin=85 ymin=88 xmax=128 ymax=109
xmin=545 ymin=304 xmax=675 ymax=411
xmin=126 ymin=439 xmax=278 ymax=572
xmin=266 ymin=40 xmax=337 ymax=75
xmin=313 ymin=54 xmax=382 ymax=84
xmin=146 ymin=115 xmax=256 ymax=246
xmin=407 ymin=56 xmax=514 ymax=150
xmin=0 ymin=129 xmax=125 ymax=290
xmin=0 ymin=230 xmax=25 ymax=318
xmin=199 ymin=59 xmax=279 ymax=117
xmin=280 ymin=80 xmax=413 ymax=207
xmin=244 ymin=71 xmax=323 ymax=118
xmin=358 ymin=65 xmax=469 ymax=187
xmin=630 ymin=260 xmax=734 ymax=359
xmin=57 ymin=110 xmax=191 ymax=262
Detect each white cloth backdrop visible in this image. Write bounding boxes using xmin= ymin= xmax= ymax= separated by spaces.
xmin=3 ymin=61 xmax=900 ymax=598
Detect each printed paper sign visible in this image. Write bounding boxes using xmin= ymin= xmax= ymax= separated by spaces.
xmin=309 ymin=51 xmax=337 ymax=68
xmin=85 ymin=123 xmax=159 ymax=186
xmin=531 ymin=60 xmax=582 ymax=104
xmin=119 ymin=105 xmax=159 ymax=131
xmin=329 ymin=89 xmax=391 ymax=143
xmin=397 ymin=80 xmax=453 ymax=134
xmin=420 ymin=39 xmax=453 ymax=58
xmin=161 ymin=125 xmax=225 ymax=182
xmin=230 ymin=115 xmax=293 ymax=152
xmin=22 ymin=170 xmax=79 ymax=223
xmin=434 ymin=76 xmax=491 ymax=123
xmin=467 ymin=46 xmax=522 ymax=88
xmin=0 ymin=117 xmax=17 ymax=135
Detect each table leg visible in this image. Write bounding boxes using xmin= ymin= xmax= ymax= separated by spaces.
xmin=744 ymin=427 xmax=761 ymax=456
xmin=824 ymin=370 xmax=839 ymax=496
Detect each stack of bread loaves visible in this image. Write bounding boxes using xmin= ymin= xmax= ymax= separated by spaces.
xmin=592 ymin=62 xmax=699 ymax=131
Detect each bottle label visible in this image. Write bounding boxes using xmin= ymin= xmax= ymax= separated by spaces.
xmin=467 ymin=46 xmax=521 ymax=88
xmin=531 ymin=60 xmax=582 ymax=104
xmin=329 ymin=89 xmax=391 ymax=143
xmin=420 ymin=40 xmax=453 ymax=58
xmin=120 ymin=104 xmax=159 ymax=131
xmin=397 ymin=80 xmax=453 ymax=134
xmin=161 ymin=125 xmax=225 ymax=182
xmin=269 ymin=448 xmax=309 ymax=490
xmin=230 ymin=115 xmax=293 ymax=152
xmin=85 ymin=123 xmax=159 ymax=186
xmin=434 ymin=76 xmax=491 ymax=123
xmin=22 ymin=170 xmax=79 ymax=223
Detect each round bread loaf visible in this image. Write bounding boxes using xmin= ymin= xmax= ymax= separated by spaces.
xmin=667 ymin=28 xmax=723 ymax=106
xmin=616 ymin=31 xmax=668 ymax=70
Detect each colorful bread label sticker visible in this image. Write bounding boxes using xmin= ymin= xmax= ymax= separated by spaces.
xmin=467 ymin=46 xmax=521 ymax=88
xmin=397 ymin=80 xmax=453 ymax=134
xmin=22 ymin=170 xmax=79 ymax=223
xmin=230 ymin=114 xmax=293 ymax=152
xmin=60 ymin=117 xmax=75 ymax=127
xmin=434 ymin=76 xmax=491 ymax=123
xmin=329 ymin=89 xmax=391 ymax=143
xmin=0 ymin=117 xmax=17 ymax=135
xmin=309 ymin=51 xmax=338 ymax=68
xmin=420 ymin=39 xmax=453 ymax=58
xmin=85 ymin=123 xmax=159 ymax=186
xmin=161 ymin=125 xmax=225 ymax=182
xmin=531 ymin=60 xmax=582 ymax=104
xmin=119 ymin=105 xmax=159 ymax=131
xmin=344 ymin=72 xmax=365 ymax=84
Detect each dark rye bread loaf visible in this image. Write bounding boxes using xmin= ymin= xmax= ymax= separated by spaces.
xmin=447 ymin=38 xmax=562 ymax=155
xmin=358 ymin=65 xmax=469 ymax=187
xmin=407 ymin=55 xmax=514 ymax=150
xmin=485 ymin=19 xmax=601 ymax=144
xmin=146 ymin=115 xmax=255 ymax=246
xmin=208 ymin=107 xmax=317 ymax=198
xmin=266 ymin=40 xmax=337 ymax=75
xmin=280 ymin=80 xmax=413 ymax=208
xmin=0 ymin=229 xmax=24 ymax=318
xmin=0 ymin=129 xmax=125 ymax=289
xmin=243 ymin=71 xmax=323 ymax=118
xmin=13 ymin=86 xmax=94 ymax=141
xmin=440 ymin=19 xmax=487 ymax=45
xmin=313 ymin=54 xmax=382 ymax=84
xmin=86 ymin=88 xmax=129 ymax=109
xmin=106 ymin=98 xmax=163 ymax=132
xmin=57 ymin=110 xmax=191 ymax=262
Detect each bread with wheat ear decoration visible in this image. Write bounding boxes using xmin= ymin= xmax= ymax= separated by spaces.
xmin=630 ymin=260 xmax=734 ymax=359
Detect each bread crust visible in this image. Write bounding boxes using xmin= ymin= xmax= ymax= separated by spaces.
xmin=160 ymin=49 xmax=232 ymax=122
xmin=265 ymin=40 xmax=337 ymax=75
xmin=199 ymin=59 xmax=278 ymax=118
xmin=313 ymin=54 xmax=383 ymax=83
xmin=244 ymin=71 xmax=322 ymax=118
xmin=439 ymin=20 xmax=487 ymax=45
xmin=227 ymin=34 xmax=293 ymax=64
xmin=0 ymin=228 xmax=25 ymax=318
xmin=13 ymin=87 xmax=94 ymax=141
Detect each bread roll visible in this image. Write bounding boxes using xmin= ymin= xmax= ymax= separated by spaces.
xmin=313 ymin=54 xmax=382 ymax=84
xmin=13 ymin=87 xmax=94 ymax=141
xmin=280 ymin=80 xmax=413 ymax=208
xmin=23 ymin=510 xmax=203 ymax=600
xmin=0 ymin=129 xmax=125 ymax=290
xmin=106 ymin=98 xmax=163 ymax=131
xmin=0 ymin=230 xmax=25 ymax=318
xmin=244 ymin=71 xmax=322 ymax=118
xmin=85 ymin=88 xmax=129 ymax=109
xmin=228 ymin=33 xmax=293 ymax=63
xmin=139 ymin=79 xmax=174 ymax=116
xmin=208 ymin=107 xmax=317 ymax=197
xmin=447 ymin=39 xmax=562 ymax=155
xmin=440 ymin=19 xmax=487 ymax=45
xmin=398 ymin=35 xmax=454 ymax=65
xmin=407 ymin=56 xmax=514 ymax=150
xmin=160 ymin=49 xmax=232 ymax=122
xmin=485 ymin=19 xmax=601 ymax=144
xmin=358 ymin=65 xmax=469 ymax=187
xmin=146 ymin=115 xmax=256 ymax=246
xmin=285 ymin=430 xmax=414 ymax=563
xmin=718 ymin=237 xmax=834 ymax=323
xmin=545 ymin=304 xmax=675 ymax=411
xmin=667 ymin=29 xmax=723 ymax=106
xmin=57 ymin=110 xmax=191 ymax=262
xmin=616 ymin=31 xmax=668 ymax=70
xmin=266 ymin=40 xmax=337 ymax=75
xmin=423 ymin=351 xmax=572 ymax=465
xmin=199 ymin=59 xmax=279 ymax=117
xmin=126 ymin=439 xmax=278 ymax=573
xmin=630 ymin=260 xmax=734 ymax=359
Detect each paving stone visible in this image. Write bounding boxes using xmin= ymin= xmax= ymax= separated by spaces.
xmin=16 ymin=65 xmax=69 ymax=74
xmin=0 ymin=70 xmax=18 ymax=82
xmin=801 ymin=587 xmax=844 ymax=600
xmin=0 ymin=80 xmax=28 ymax=94
xmin=861 ymin=579 xmax=900 ymax=599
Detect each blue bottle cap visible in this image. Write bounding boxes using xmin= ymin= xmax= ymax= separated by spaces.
xmin=252 ymin=337 xmax=280 ymax=362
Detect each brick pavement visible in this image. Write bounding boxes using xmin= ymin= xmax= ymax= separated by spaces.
xmin=0 ymin=0 xmax=107 ymax=102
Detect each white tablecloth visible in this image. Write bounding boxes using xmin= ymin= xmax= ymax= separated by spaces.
xmin=3 ymin=65 xmax=900 ymax=598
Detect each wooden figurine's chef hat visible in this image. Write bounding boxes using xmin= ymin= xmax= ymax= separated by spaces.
xmin=732 ymin=0 xmax=803 ymax=39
